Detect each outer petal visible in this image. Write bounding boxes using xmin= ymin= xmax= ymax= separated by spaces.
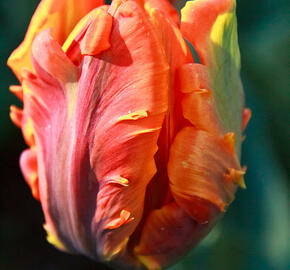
xmin=181 ymin=0 xmax=244 ymax=155
xmin=7 ymin=0 xmax=104 ymax=80
xmin=87 ymin=1 xmax=168 ymax=261
xmin=168 ymin=127 xmax=244 ymax=223
xmin=145 ymin=3 xmax=247 ymax=264
xmin=22 ymin=0 xmax=169 ymax=266
xmin=21 ymin=29 xmax=80 ymax=253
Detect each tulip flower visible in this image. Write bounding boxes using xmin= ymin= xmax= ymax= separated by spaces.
xmin=8 ymin=0 xmax=251 ymax=269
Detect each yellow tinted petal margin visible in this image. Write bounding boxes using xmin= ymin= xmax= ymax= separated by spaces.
xmin=43 ymin=224 xmax=67 ymax=252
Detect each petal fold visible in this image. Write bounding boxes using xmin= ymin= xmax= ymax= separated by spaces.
xmin=63 ymin=7 xmax=113 ymax=64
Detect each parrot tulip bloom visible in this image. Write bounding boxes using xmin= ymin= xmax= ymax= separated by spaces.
xmin=8 ymin=0 xmax=250 ymax=269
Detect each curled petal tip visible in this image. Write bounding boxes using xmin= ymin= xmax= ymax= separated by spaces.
xmin=117 ymin=110 xmax=149 ymax=122
xmin=105 ymin=210 xmax=134 ymax=230
xmin=106 ymin=175 xmax=130 ymax=186
xmin=225 ymin=167 xmax=246 ymax=189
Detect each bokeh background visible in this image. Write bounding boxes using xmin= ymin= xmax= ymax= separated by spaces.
xmin=0 ymin=0 xmax=289 ymax=270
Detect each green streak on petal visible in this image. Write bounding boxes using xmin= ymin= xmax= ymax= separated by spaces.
xmin=208 ymin=10 xmax=244 ymax=158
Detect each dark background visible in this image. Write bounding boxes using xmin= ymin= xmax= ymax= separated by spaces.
xmin=0 ymin=0 xmax=289 ymax=270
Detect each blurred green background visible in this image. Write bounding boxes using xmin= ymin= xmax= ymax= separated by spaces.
xmin=0 ymin=0 xmax=289 ymax=270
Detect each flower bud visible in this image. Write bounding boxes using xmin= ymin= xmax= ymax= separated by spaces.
xmin=8 ymin=0 xmax=250 ymax=269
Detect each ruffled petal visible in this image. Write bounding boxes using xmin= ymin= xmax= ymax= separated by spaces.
xmin=7 ymin=0 xmax=104 ymax=80
xmin=22 ymin=0 xmax=169 ymax=263
xmin=9 ymin=0 xmax=248 ymax=268
xmin=181 ymin=0 xmax=244 ymax=155
xmin=85 ymin=1 xmax=168 ymax=260
xmin=168 ymin=127 xmax=244 ymax=223
xmin=21 ymin=30 xmax=82 ymax=253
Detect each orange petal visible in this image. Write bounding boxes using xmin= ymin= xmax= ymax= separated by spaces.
xmin=146 ymin=7 xmax=192 ymax=153
xmin=7 ymin=0 xmax=104 ymax=80
xmin=178 ymin=63 xmax=210 ymax=93
xmin=168 ymin=127 xmax=241 ymax=223
xmin=148 ymin=8 xmax=192 ymax=72
xmin=177 ymin=63 xmax=221 ymax=135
